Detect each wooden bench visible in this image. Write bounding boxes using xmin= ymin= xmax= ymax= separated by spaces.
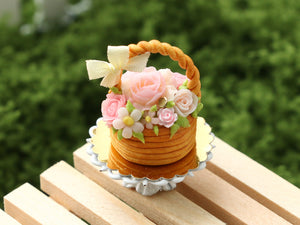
xmin=2 ymin=137 xmax=300 ymax=225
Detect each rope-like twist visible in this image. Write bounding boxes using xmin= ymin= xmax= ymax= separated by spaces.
xmin=128 ymin=40 xmax=201 ymax=97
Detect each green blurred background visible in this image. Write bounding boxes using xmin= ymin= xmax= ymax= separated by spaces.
xmin=0 ymin=0 xmax=299 ymax=208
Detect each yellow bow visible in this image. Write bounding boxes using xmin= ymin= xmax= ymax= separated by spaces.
xmin=86 ymin=46 xmax=150 ymax=88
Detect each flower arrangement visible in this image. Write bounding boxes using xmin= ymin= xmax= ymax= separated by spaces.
xmin=86 ymin=45 xmax=203 ymax=143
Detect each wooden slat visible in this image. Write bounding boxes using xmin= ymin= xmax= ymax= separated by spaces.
xmin=4 ymin=183 xmax=86 ymax=225
xmin=177 ymin=169 xmax=291 ymax=225
xmin=0 ymin=209 xmax=21 ymax=225
xmin=207 ymin=137 xmax=300 ymax=224
xmin=40 ymin=161 xmax=155 ymax=225
xmin=74 ymin=145 xmax=225 ymax=225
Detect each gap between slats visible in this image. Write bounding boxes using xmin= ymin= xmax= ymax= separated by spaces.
xmin=74 ymin=141 xmax=292 ymax=225
xmin=206 ymin=137 xmax=300 ymax=224
xmin=0 ymin=208 xmax=21 ymax=225
xmin=4 ymin=183 xmax=86 ymax=225
xmin=40 ymin=161 xmax=155 ymax=225
xmin=73 ymin=149 xmax=224 ymax=225
xmin=177 ymin=169 xmax=291 ymax=225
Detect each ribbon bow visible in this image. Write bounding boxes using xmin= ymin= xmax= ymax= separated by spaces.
xmin=86 ymin=46 xmax=150 ymax=88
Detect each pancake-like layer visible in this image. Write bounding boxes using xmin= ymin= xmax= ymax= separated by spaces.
xmin=107 ymin=144 xmax=199 ymax=179
xmin=110 ymin=116 xmax=197 ymax=165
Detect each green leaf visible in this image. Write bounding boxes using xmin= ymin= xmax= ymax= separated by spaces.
xmin=191 ymin=111 xmax=198 ymax=118
xmin=170 ymin=124 xmax=180 ymax=139
xmin=150 ymin=104 xmax=157 ymax=112
xmin=179 ymin=79 xmax=188 ymax=89
xmin=112 ymin=127 xmax=117 ymax=134
xmin=197 ymin=102 xmax=203 ymax=111
xmin=175 ymin=116 xmax=190 ymax=128
xmin=192 ymin=102 xmax=204 ymax=118
xmin=117 ymin=129 xmax=123 ymax=140
xmin=110 ymin=87 xmax=122 ymax=94
xmin=126 ymin=100 xmax=134 ymax=113
xmin=165 ymin=101 xmax=175 ymax=108
xmin=153 ymin=125 xmax=159 ymax=136
xmin=132 ymin=132 xmax=145 ymax=143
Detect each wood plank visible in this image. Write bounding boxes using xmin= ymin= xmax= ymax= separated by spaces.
xmin=176 ymin=169 xmax=291 ymax=225
xmin=40 ymin=161 xmax=155 ymax=225
xmin=0 ymin=209 xmax=21 ymax=225
xmin=4 ymin=183 xmax=86 ymax=225
xmin=74 ymin=145 xmax=225 ymax=225
xmin=206 ymin=137 xmax=300 ymax=224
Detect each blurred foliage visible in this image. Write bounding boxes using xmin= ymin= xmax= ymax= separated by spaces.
xmin=0 ymin=0 xmax=299 ymax=208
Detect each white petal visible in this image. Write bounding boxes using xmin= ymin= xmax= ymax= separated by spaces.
xmin=86 ymin=60 xmax=113 ymax=80
xmin=112 ymin=119 xmax=125 ymax=130
xmin=132 ymin=122 xmax=144 ymax=133
xmin=124 ymin=52 xmax=150 ymax=72
xmin=148 ymin=111 xmax=156 ymax=117
xmin=122 ymin=127 xmax=132 ymax=139
xmin=151 ymin=118 xmax=159 ymax=124
xmin=100 ymin=70 xmax=121 ymax=88
xmin=130 ymin=109 xmax=142 ymax=121
xmin=118 ymin=107 xmax=129 ymax=118
xmin=146 ymin=123 xmax=153 ymax=129
xmin=174 ymin=105 xmax=187 ymax=117
xmin=108 ymin=46 xmax=129 ymax=69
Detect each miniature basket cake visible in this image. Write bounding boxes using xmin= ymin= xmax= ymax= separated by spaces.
xmin=85 ymin=40 xmax=214 ymax=195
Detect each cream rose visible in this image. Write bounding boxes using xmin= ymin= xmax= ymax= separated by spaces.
xmin=173 ymin=89 xmax=198 ymax=117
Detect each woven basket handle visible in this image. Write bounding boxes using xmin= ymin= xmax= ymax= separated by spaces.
xmin=128 ymin=40 xmax=201 ymax=97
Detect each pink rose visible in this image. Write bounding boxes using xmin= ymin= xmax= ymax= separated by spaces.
xmin=158 ymin=108 xmax=178 ymax=128
xmin=101 ymin=93 xmax=127 ymax=127
xmin=159 ymin=69 xmax=189 ymax=89
xmin=173 ymin=72 xmax=189 ymax=89
xmin=121 ymin=67 xmax=166 ymax=110
xmin=159 ymin=69 xmax=177 ymax=87
xmin=174 ymin=89 xmax=198 ymax=117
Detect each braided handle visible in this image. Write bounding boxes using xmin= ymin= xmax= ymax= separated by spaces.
xmin=128 ymin=40 xmax=201 ymax=97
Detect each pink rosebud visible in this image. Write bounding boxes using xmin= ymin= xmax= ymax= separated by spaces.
xmin=121 ymin=67 xmax=166 ymax=111
xmin=174 ymin=89 xmax=198 ymax=117
xmin=158 ymin=108 xmax=178 ymax=128
xmin=101 ymin=93 xmax=127 ymax=127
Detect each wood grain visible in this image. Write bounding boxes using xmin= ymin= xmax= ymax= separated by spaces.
xmin=40 ymin=161 xmax=154 ymax=225
xmin=4 ymin=183 xmax=86 ymax=225
xmin=177 ymin=169 xmax=291 ymax=225
xmin=0 ymin=208 xmax=21 ymax=225
xmin=207 ymin=137 xmax=300 ymax=224
xmin=74 ymin=145 xmax=225 ymax=225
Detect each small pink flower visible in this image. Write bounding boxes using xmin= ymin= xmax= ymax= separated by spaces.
xmin=158 ymin=108 xmax=178 ymax=128
xmin=141 ymin=111 xmax=159 ymax=129
xmin=101 ymin=93 xmax=127 ymax=127
xmin=121 ymin=67 xmax=166 ymax=111
xmin=174 ymin=89 xmax=198 ymax=117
